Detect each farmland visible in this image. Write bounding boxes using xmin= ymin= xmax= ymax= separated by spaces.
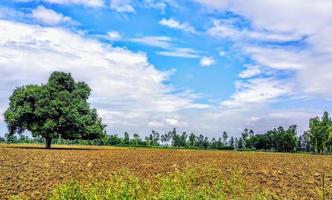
xmin=0 ymin=144 xmax=331 ymax=199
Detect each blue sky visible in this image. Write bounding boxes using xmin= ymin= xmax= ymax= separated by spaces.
xmin=0 ymin=0 xmax=332 ymax=138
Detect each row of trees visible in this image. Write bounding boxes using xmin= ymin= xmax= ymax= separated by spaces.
xmin=2 ymin=111 xmax=332 ymax=153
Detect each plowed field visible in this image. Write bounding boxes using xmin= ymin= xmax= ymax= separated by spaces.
xmin=0 ymin=144 xmax=331 ymax=199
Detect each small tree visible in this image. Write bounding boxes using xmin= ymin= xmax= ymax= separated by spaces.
xmin=123 ymin=132 xmax=130 ymax=145
xmin=229 ymin=137 xmax=234 ymax=148
xmin=222 ymin=131 xmax=228 ymax=146
xmin=161 ymin=132 xmax=171 ymax=146
xmin=188 ymin=133 xmax=196 ymax=147
xmin=4 ymin=71 xmax=106 ymax=148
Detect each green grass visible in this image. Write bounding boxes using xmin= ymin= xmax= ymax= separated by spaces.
xmin=48 ymin=165 xmax=273 ymax=200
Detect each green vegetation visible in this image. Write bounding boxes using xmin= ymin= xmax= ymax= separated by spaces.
xmin=4 ymin=71 xmax=105 ymax=148
xmin=3 ymin=112 xmax=332 ymax=154
xmin=244 ymin=126 xmax=297 ymax=152
xmin=49 ymin=166 xmax=271 ymax=200
xmin=308 ymin=111 xmax=332 ymax=153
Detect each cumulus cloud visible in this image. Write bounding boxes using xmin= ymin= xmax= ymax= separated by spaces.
xmin=31 ymin=6 xmax=72 ymax=26
xmin=0 ymin=19 xmax=202 ymax=135
xmin=160 ymin=18 xmax=197 ymax=33
xmin=197 ymin=0 xmax=332 ymax=104
xmin=221 ymin=78 xmax=291 ymax=108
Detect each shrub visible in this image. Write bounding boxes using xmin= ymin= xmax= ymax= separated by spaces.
xmin=49 ymin=165 xmax=272 ymax=200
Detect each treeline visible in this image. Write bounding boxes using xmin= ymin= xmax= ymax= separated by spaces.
xmin=1 ymin=111 xmax=332 ymax=153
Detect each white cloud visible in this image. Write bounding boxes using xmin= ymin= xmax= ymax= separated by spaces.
xmin=107 ymin=31 xmax=121 ymax=40
xmin=197 ymin=0 xmax=332 ymax=104
xmin=208 ymin=19 xmax=303 ymax=43
xmin=238 ymin=64 xmax=262 ymax=78
xmin=200 ymin=56 xmax=215 ymax=67
xmin=221 ymin=78 xmax=291 ymax=108
xmin=160 ymin=18 xmax=197 ymax=33
xmin=196 ymin=0 xmax=332 ymax=35
xmin=15 ymin=0 xmax=104 ymax=7
xmin=142 ymin=0 xmax=168 ymax=11
xmin=128 ymin=36 xmax=201 ymax=59
xmin=110 ymin=0 xmax=135 ymax=13
xmin=129 ymin=36 xmax=172 ymax=48
xmin=243 ymin=46 xmax=305 ymax=70
xmin=31 ymin=6 xmax=72 ymax=26
xmin=0 ymin=19 xmax=202 ymax=135
xmin=147 ymin=117 xmax=188 ymax=128
xmin=157 ymin=48 xmax=199 ymax=58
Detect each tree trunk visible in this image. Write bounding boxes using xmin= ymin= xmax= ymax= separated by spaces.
xmin=46 ymin=137 xmax=52 ymax=149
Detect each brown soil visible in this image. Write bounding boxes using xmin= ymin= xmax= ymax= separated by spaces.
xmin=0 ymin=144 xmax=331 ymax=199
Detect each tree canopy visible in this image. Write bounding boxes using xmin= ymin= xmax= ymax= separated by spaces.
xmin=309 ymin=111 xmax=332 ymax=153
xmin=4 ymin=71 xmax=106 ymax=148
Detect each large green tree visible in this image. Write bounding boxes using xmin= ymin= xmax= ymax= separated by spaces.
xmin=4 ymin=71 xmax=106 ymax=148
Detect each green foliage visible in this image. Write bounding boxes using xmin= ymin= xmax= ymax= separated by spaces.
xmin=309 ymin=111 xmax=332 ymax=153
xmin=244 ymin=125 xmax=297 ymax=152
xmin=4 ymin=71 xmax=106 ymax=148
xmin=49 ymin=166 xmax=272 ymax=200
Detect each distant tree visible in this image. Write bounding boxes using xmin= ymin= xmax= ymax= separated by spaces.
xmin=151 ymin=130 xmax=160 ymax=145
xmin=123 ymin=132 xmax=130 ymax=145
xmin=131 ymin=133 xmax=142 ymax=146
xmin=217 ymin=137 xmax=224 ymax=149
xmin=229 ymin=137 xmax=234 ymax=148
xmin=0 ymin=136 xmax=5 ymax=143
xmin=309 ymin=111 xmax=331 ymax=153
xmin=161 ymin=132 xmax=171 ymax=146
xmin=4 ymin=71 xmax=105 ymax=148
xmin=327 ymin=128 xmax=332 ymax=152
xmin=249 ymin=129 xmax=254 ymax=137
xmin=285 ymin=125 xmax=297 ymax=152
xmin=5 ymin=133 xmax=17 ymax=143
xmin=203 ymin=137 xmax=209 ymax=149
xmin=145 ymin=134 xmax=153 ymax=146
xmin=188 ymin=133 xmax=196 ymax=147
xmin=17 ymin=134 xmax=30 ymax=143
xmin=241 ymin=128 xmax=253 ymax=148
xmin=237 ymin=138 xmax=243 ymax=149
xmin=197 ymin=134 xmax=205 ymax=148
xmin=302 ymin=131 xmax=311 ymax=152
xmin=210 ymin=138 xmax=217 ymax=149
xmin=180 ymin=132 xmax=188 ymax=147
xmin=252 ymin=125 xmax=297 ymax=152
xmin=169 ymin=128 xmax=178 ymax=147
xmin=222 ymin=131 xmax=228 ymax=146
xmin=109 ymin=134 xmax=121 ymax=145
xmin=245 ymin=135 xmax=257 ymax=149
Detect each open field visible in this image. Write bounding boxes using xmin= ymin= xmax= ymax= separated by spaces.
xmin=0 ymin=144 xmax=332 ymax=199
